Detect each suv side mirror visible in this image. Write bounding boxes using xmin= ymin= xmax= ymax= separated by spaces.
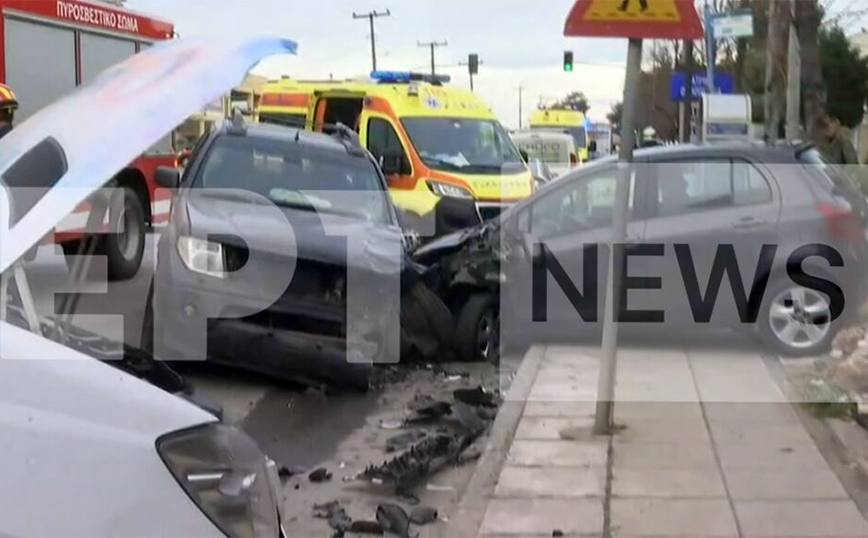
xmin=155 ymin=165 xmax=181 ymax=189
xmin=380 ymin=150 xmax=410 ymax=176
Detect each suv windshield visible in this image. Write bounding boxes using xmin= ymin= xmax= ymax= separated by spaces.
xmin=402 ymin=117 xmax=524 ymax=175
xmin=194 ymin=135 xmax=391 ymax=224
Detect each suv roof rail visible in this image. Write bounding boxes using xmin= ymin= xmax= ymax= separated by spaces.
xmin=227 ymin=107 xmax=248 ymax=136
xmin=328 ymin=122 xmax=366 ymax=157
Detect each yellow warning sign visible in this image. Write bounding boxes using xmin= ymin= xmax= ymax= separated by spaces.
xmin=584 ymin=0 xmax=681 ymax=22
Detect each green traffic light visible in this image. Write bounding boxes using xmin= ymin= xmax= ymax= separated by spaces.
xmin=564 ymin=63 xmax=573 ymax=72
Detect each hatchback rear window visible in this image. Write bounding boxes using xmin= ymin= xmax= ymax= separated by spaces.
xmin=799 ymin=148 xmax=863 ymax=199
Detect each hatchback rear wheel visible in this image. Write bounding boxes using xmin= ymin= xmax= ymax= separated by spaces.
xmin=758 ymin=280 xmax=836 ymax=357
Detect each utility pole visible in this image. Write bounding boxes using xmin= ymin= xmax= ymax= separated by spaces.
xmin=704 ymin=0 xmax=716 ymax=93
xmin=681 ymin=40 xmax=695 ymax=143
xmin=518 ymin=86 xmax=524 ymax=129
xmin=764 ymin=0 xmax=779 ymax=142
xmin=785 ymin=0 xmax=801 ymax=141
xmin=418 ymin=40 xmax=448 ymax=76
xmin=353 ymin=9 xmax=391 ymax=72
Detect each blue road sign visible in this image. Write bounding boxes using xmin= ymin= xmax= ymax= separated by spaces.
xmin=670 ymin=72 xmax=735 ymax=101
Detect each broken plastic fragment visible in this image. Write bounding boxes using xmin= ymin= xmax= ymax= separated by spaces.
xmin=409 ymin=506 xmax=438 ymax=525
xmin=376 ymin=503 xmax=415 ymax=538
xmin=379 ymin=419 xmax=405 ymax=430
xmin=309 ymin=467 xmax=333 ymax=483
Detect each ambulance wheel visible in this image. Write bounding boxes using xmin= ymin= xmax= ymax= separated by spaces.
xmin=103 ymin=187 xmax=146 ymax=281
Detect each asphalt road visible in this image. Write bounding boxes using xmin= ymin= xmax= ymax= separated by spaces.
xmin=20 ymin=234 xmax=513 ymax=535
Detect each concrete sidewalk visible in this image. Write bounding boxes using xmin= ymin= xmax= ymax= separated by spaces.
xmin=472 ymin=345 xmax=868 ymax=538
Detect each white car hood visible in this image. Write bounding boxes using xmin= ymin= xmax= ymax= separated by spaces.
xmin=0 ymin=35 xmax=297 ymax=274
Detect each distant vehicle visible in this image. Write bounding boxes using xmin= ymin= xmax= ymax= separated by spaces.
xmin=0 ymin=0 xmax=179 ymax=280
xmin=529 ymin=108 xmax=590 ymax=162
xmin=257 ymin=71 xmax=532 ymax=225
xmin=511 ymin=130 xmax=577 ymax=178
xmin=419 ymin=143 xmax=868 ymax=357
xmin=0 ymin=36 xmax=293 ymax=537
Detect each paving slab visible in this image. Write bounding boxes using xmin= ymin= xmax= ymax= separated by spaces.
xmin=615 ymin=402 xmax=705 ymax=422
xmin=611 ymin=498 xmax=738 ymax=537
xmin=615 ymin=418 xmax=712 ymax=444
xmin=703 ymin=402 xmax=800 ymax=424
xmin=709 ymin=421 xmax=815 ymax=446
xmin=724 ymin=467 xmax=850 ymax=500
xmin=735 ymin=500 xmax=868 ymax=537
xmin=478 ymin=498 xmax=604 ymax=536
xmin=495 ymin=465 xmax=606 ymax=498
xmin=613 ymin=467 xmax=728 ymax=498
xmin=613 ymin=441 xmax=718 ymax=470
xmin=523 ymin=401 xmax=597 ymax=417
xmin=715 ymin=440 xmax=829 ymax=470
xmin=507 ymin=439 xmax=608 ymax=467
xmin=515 ymin=416 xmax=595 ymax=440
xmin=528 ymin=383 xmax=598 ymax=402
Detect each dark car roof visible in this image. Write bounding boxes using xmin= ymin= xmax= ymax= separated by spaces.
xmin=217 ymin=120 xmax=361 ymax=155
xmin=602 ymin=142 xmax=807 ymax=164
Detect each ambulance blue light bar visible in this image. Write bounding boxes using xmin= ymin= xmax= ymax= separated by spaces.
xmin=371 ymin=70 xmax=413 ymax=82
xmin=370 ymin=71 xmax=451 ymax=84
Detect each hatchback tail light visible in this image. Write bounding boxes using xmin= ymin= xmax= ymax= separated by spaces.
xmin=818 ymin=202 xmax=864 ymax=241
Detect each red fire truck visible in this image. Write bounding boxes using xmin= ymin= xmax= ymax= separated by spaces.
xmin=0 ymin=0 xmax=176 ymax=280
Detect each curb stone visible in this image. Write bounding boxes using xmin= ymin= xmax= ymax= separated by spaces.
xmin=764 ymin=354 xmax=868 ymax=518
xmin=440 ymin=345 xmax=545 ymax=538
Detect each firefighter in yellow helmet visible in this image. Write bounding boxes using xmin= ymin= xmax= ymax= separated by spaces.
xmin=0 ymin=83 xmax=18 ymax=140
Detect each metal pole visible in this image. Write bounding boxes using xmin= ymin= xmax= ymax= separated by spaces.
xmin=705 ymin=1 xmax=716 ymax=93
xmin=418 ymin=40 xmax=448 ymax=76
xmin=518 ymin=86 xmax=523 ymax=130
xmin=594 ymin=37 xmax=643 ymax=436
xmin=430 ymin=44 xmax=436 ymax=75
xmin=682 ymin=40 xmax=694 ymax=143
xmin=470 ymin=72 xmax=474 ymax=92
xmin=785 ymin=0 xmax=801 ymax=141
xmin=353 ymin=10 xmax=391 ymax=73
xmin=764 ymin=0 xmax=779 ymax=142
xmin=369 ymin=15 xmax=377 ymax=72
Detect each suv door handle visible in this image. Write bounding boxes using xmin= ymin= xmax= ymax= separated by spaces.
xmin=732 ymin=216 xmax=765 ymax=229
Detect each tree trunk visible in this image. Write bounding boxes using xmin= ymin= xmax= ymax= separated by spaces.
xmin=796 ymin=0 xmax=825 ymax=140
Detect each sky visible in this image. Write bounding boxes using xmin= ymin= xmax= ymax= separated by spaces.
xmin=127 ymin=0 xmax=629 ymax=128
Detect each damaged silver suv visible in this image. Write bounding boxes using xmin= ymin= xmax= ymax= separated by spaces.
xmin=146 ymin=116 xmax=442 ymax=390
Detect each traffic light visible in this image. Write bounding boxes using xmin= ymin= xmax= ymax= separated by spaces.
xmin=468 ymin=53 xmax=479 ymax=75
xmin=563 ymin=51 xmax=574 ymax=72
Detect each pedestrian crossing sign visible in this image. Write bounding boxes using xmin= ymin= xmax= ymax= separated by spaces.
xmin=564 ymin=0 xmax=703 ymax=39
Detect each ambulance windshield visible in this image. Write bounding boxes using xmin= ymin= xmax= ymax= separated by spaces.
xmin=402 ymin=117 xmax=524 ymax=175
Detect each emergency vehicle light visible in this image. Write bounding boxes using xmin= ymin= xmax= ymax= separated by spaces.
xmin=371 ymin=71 xmax=451 ymax=85
xmin=371 ymin=71 xmax=413 ymax=83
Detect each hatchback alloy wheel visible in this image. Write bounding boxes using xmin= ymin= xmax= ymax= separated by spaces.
xmin=768 ymin=286 xmax=832 ymax=351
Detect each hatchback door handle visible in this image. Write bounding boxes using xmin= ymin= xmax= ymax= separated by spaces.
xmin=732 ymin=217 xmax=765 ymax=229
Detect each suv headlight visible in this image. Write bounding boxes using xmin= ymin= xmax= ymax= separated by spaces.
xmin=426 ymin=180 xmax=474 ymax=199
xmin=178 ymin=236 xmax=225 ymax=278
xmin=158 ymin=423 xmax=281 ymax=538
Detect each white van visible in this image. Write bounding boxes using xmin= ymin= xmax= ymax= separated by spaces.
xmin=0 ymin=36 xmax=296 ymax=536
xmin=511 ymin=130 xmax=577 ymax=179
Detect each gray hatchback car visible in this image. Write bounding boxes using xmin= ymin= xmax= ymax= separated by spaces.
xmin=480 ymin=143 xmax=868 ymax=357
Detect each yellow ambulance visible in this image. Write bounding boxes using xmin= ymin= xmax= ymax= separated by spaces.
xmin=257 ymin=71 xmax=533 ymax=221
xmin=529 ymin=108 xmax=592 ymax=163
